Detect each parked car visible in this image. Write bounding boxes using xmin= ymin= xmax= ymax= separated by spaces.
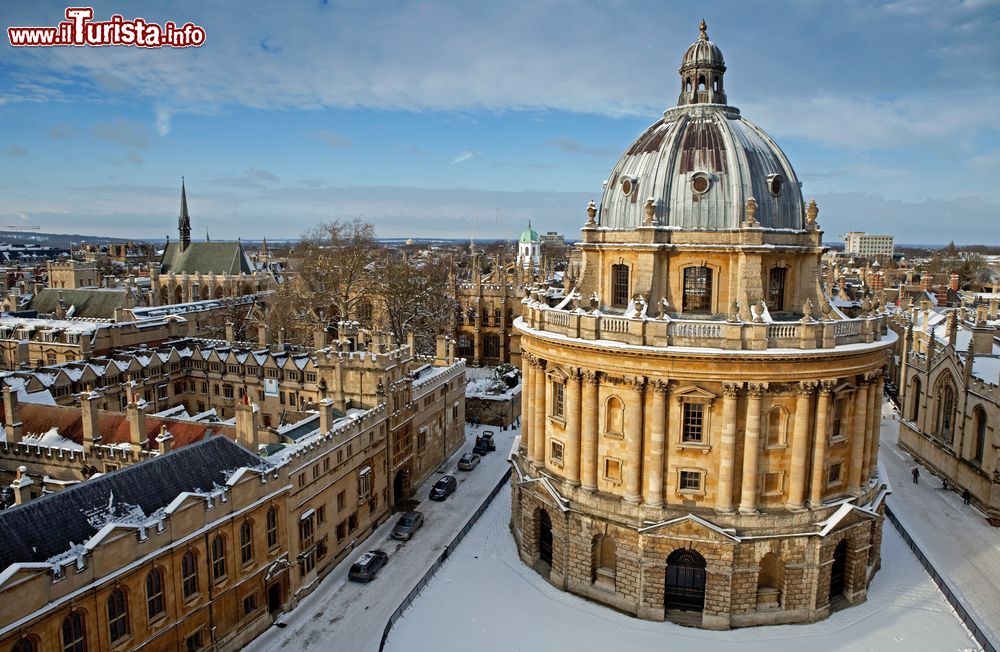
xmin=472 ymin=438 xmax=489 ymax=455
xmin=458 ymin=452 xmax=481 ymax=471
xmin=391 ymin=510 xmax=424 ymax=540
xmin=348 ymin=549 xmax=389 ymax=582
xmin=429 ymin=475 xmax=458 ymax=501
xmin=480 ymin=431 xmax=497 ymax=451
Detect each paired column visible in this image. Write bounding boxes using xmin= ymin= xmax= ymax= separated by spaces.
xmin=521 ymin=354 xmax=533 ymax=458
xmin=623 ymin=377 xmax=645 ymax=504
xmin=808 ymin=381 xmax=835 ymax=507
xmin=580 ymin=371 xmax=600 ymax=490
xmin=715 ymin=382 xmax=741 ymax=513
xmin=863 ymin=373 xmax=881 ymax=479
xmin=868 ymin=375 xmax=885 ymax=479
xmin=787 ymin=381 xmax=817 ymax=510
xmin=532 ymin=359 xmax=547 ymax=463
xmin=565 ymin=369 xmax=582 ymax=485
xmin=739 ymin=382 xmax=767 ymax=514
xmin=644 ymin=381 xmax=669 ymax=507
xmin=848 ymin=380 xmax=870 ymax=495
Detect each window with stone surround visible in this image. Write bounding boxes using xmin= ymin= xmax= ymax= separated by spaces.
xmin=830 ymin=396 xmax=849 ymax=441
xmin=603 ymin=458 xmax=622 ymax=483
xmin=761 ymin=471 xmax=784 ymax=496
xmin=611 ymin=264 xmax=630 ymax=307
xmin=550 ymin=440 xmax=564 ymax=466
xmin=682 ymin=266 xmax=712 ymax=314
xmin=678 ymin=469 xmax=703 ymax=494
xmin=827 ymin=462 xmax=843 ymax=487
xmin=768 ymin=267 xmax=787 ymax=311
xmin=682 ymin=402 xmax=704 ymax=443
xmin=552 ymin=381 xmax=565 ymax=419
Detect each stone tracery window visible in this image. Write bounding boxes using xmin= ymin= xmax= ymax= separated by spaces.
xmin=934 ymin=379 xmax=957 ymax=443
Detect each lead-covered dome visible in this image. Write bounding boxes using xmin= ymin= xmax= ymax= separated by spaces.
xmin=597 ymin=22 xmax=803 ymax=232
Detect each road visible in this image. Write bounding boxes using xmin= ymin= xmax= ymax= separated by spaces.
xmin=880 ymin=398 xmax=1000 ymax=648
xmin=245 ymin=422 xmax=518 ymax=652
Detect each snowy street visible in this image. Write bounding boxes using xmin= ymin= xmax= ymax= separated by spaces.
xmin=386 ymin=481 xmax=978 ymax=652
xmin=244 ymin=422 xmax=519 ymax=652
xmin=881 ymin=399 xmax=1000 ymax=648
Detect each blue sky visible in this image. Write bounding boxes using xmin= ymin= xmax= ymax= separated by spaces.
xmin=1 ymin=0 xmax=998 ymax=243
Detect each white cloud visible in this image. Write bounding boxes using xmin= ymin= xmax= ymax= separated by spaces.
xmin=155 ymin=108 xmax=172 ymax=137
xmin=451 ymin=151 xmax=477 ymax=165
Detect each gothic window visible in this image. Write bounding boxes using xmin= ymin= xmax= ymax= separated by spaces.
xmin=768 ymin=267 xmax=787 ymax=312
xmin=973 ymin=407 xmax=987 ymax=464
xmin=611 ymin=264 xmax=630 ymax=307
xmin=145 ymin=568 xmax=165 ymax=620
xmin=484 ymin=334 xmax=500 ymax=359
xmin=107 ymin=588 xmax=129 ymax=644
xmin=10 ymin=640 xmax=37 ymax=652
xmin=240 ymin=520 xmax=254 ymax=566
xmin=181 ymin=550 xmax=199 ymax=599
xmin=935 ymin=380 xmax=956 ymax=442
xmin=910 ymin=377 xmax=922 ymax=422
xmin=61 ymin=612 xmax=85 ymax=652
xmin=682 ymin=267 xmax=712 ymax=314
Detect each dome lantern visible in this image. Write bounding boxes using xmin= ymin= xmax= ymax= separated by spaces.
xmin=678 ymin=20 xmax=727 ymax=106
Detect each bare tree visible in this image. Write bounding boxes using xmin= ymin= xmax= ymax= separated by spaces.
xmin=296 ymin=219 xmax=377 ymax=325
xmin=373 ymin=253 xmax=457 ymax=355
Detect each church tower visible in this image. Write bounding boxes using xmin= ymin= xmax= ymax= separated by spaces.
xmin=179 ymin=178 xmax=192 ymax=250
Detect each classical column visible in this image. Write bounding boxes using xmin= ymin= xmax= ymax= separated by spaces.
xmin=848 ymin=380 xmax=870 ymax=495
xmin=715 ymin=382 xmax=741 ymax=513
xmin=565 ymin=368 xmax=582 ymax=486
xmin=808 ymin=380 xmax=836 ymax=507
xmin=739 ymin=382 xmax=767 ymax=514
xmin=623 ymin=377 xmax=646 ymax=504
xmin=786 ymin=381 xmax=817 ymax=510
xmin=521 ymin=354 xmax=533 ymax=458
xmin=644 ymin=380 xmax=669 ymax=507
xmin=532 ymin=360 xmax=547 ymax=463
xmin=580 ymin=371 xmax=600 ymax=491
xmin=862 ymin=373 xmax=878 ymax=478
xmin=868 ymin=375 xmax=885 ymax=479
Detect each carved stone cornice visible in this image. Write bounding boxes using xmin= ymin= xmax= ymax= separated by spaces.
xmin=797 ymin=380 xmax=818 ymax=396
xmin=582 ymin=370 xmax=600 ymax=385
xmin=746 ymin=382 xmax=768 ymax=399
xmin=650 ymin=379 xmax=670 ymax=395
xmin=622 ymin=375 xmax=647 ymax=391
xmin=819 ymin=379 xmax=837 ymax=394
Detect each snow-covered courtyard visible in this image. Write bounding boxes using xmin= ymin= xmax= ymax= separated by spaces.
xmin=385 ymin=481 xmax=978 ymax=651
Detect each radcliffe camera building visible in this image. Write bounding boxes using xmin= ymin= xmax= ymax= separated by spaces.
xmin=512 ymin=22 xmax=895 ymax=628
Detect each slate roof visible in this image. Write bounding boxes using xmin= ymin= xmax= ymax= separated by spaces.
xmin=28 ymin=288 xmax=132 ymax=319
xmin=0 ymin=436 xmax=267 ymax=571
xmin=159 ymin=241 xmax=253 ymax=275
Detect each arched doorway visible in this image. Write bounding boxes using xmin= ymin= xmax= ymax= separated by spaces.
xmin=267 ymin=582 xmax=283 ymax=614
xmin=393 ymin=468 xmax=410 ymax=507
xmin=829 ymin=539 xmax=848 ymax=599
xmin=538 ymin=510 xmax=553 ymax=566
xmin=665 ymin=548 xmax=707 ymax=612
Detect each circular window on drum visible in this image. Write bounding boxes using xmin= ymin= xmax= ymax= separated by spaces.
xmin=691 ymin=172 xmax=711 ymax=194
xmin=768 ymin=174 xmax=783 ymax=196
xmin=620 ymin=175 xmax=637 ymax=197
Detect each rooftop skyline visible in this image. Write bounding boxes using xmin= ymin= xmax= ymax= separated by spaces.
xmin=1 ymin=0 xmax=998 ymax=243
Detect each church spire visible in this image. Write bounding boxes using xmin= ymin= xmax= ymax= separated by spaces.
xmin=179 ymin=177 xmax=191 ymax=249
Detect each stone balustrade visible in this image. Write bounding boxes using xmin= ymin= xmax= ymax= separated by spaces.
xmin=519 ymin=303 xmax=887 ymax=351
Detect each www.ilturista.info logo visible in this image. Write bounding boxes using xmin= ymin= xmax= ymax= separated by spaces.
xmin=7 ymin=7 xmax=206 ymax=48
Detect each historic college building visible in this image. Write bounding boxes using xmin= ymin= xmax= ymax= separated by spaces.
xmin=511 ymin=22 xmax=895 ymax=629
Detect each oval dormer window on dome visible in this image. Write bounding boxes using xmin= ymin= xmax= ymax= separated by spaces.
xmin=768 ymin=174 xmax=783 ymax=197
xmin=620 ymin=175 xmax=637 ymax=197
xmin=691 ymin=172 xmax=711 ymax=194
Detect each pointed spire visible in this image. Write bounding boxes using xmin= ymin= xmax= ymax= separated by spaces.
xmin=178 ymin=177 xmax=191 ymax=249
xmin=205 ymin=228 xmax=210 ymax=242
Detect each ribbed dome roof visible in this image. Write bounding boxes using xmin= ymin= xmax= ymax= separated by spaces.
xmin=597 ymin=23 xmax=803 ymax=232
xmin=519 ymin=223 xmax=539 ymax=243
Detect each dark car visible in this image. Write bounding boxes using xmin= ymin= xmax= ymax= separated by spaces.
xmin=458 ymin=452 xmax=481 ymax=471
xmin=429 ymin=475 xmax=458 ymax=501
xmin=348 ymin=549 xmax=389 ymax=582
xmin=480 ymin=431 xmax=496 ymax=451
xmin=391 ymin=510 xmax=424 ymax=540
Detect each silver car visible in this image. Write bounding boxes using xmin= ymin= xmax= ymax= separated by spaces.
xmin=391 ymin=510 xmax=424 ymax=540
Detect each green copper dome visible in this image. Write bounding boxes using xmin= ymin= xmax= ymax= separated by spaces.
xmin=519 ymin=222 xmax=539 ymax=243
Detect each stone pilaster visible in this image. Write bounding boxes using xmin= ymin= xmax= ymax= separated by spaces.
xmin=787 ymin=381 xmax=816 ymax=510
xmin=809 ymin=380 xmax=836 ymax=506
xmin=715 ymin=382 xmax=741 ymax=513
xmin=644 ymin=380 xmax=669 ymax=507
xmin=581 ymin=371 xmax=599 ymax=491
xmin=739 ymin=382 xmax=767 ymax=514
xmin=521 ymin=353 xmax=534 ymax=458
xmin=533 ymin=358 xmax=547 ymax=463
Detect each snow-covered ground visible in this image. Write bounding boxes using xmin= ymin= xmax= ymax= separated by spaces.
xmin=386 ymin=481 xmax=978 ymax=652
xmin=245 ymin=422 xmax=518 ymax=652
xmin=881 ymin=399 xmax=1000 ymax=648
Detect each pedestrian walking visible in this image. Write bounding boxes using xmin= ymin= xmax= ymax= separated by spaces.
xmin=962 ymin=488 xmax=971 ymax=505
xmin=941 ymin=477 xmax=949 ymax=491
xmin=912 ymin=467 xmax=920 ymax=484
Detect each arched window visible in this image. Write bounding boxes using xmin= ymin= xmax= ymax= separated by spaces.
xmin=910 ymin=377 xmax=922 ymax=422
xmin=62 ymin=611 xmax=86 ymax=652
xmin=145 ymin=568 xmax=165 ymax=620
xmin=240 ymin=520 xmax=255 ymax=565
xmin=765 ymin=406 xmax=788 ymax=447
xmin=611 ymin=264 xmax=630 ymax=307
xmin=266 ymin=506 xmax=279 ymax=549
xmin=605 ymin=396 xmax=624 ymax=435
xmin=107 ymin=588 xmax=129 ymax=644
xmin=974 ymin=407 xmax=988 ymax=464
xmin=211 ymin=535 xmax=227 ymax=581
xmin=181 ymin=550 xmax=199 ymax=599
xmin=768 ymin=267 xmax=787 ymax=312
xmin=757 ymin=552 xmax=784 ymax=608
xmin=935 ymin=380 xmax=956 ymax=442
xmin=697 ymin=74 xmax=706 ymax=91
xmin=682 ymin=267 xmax=712 ymax=314
xmin=11 ymin=639 xmax=37 ymax=652
xmin=685 ymin=77 xmax=692 ymax=93
xmin=713 ymin=76 xmax=720 ymax=92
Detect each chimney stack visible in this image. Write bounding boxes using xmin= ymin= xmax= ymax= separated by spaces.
xmin=235 ymin=395 xmax=259 ymax=452
xmin=225 ymin=321 xmax=235 ymax=344
xmin=258 ymin=324 xmax=269 ymax=348
xmin=318 ymin=397 xmax=336 ymax=433
xmin=156 ymin=425 xmax=173 ymax=455
xmin=3 ymin=386 xmax=22 ymax=444
xmin=10 ymin=466 xmax=33 ymax=506
xmin=950 ymin=272 xmax=960 ymax=293
xmin=126 ymin=394 xmax=147 ymax=454
xmin=81 ymin=388 xmax=101 ymax=449
xmin=920 ymin=274 xmax=932 ymax=292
